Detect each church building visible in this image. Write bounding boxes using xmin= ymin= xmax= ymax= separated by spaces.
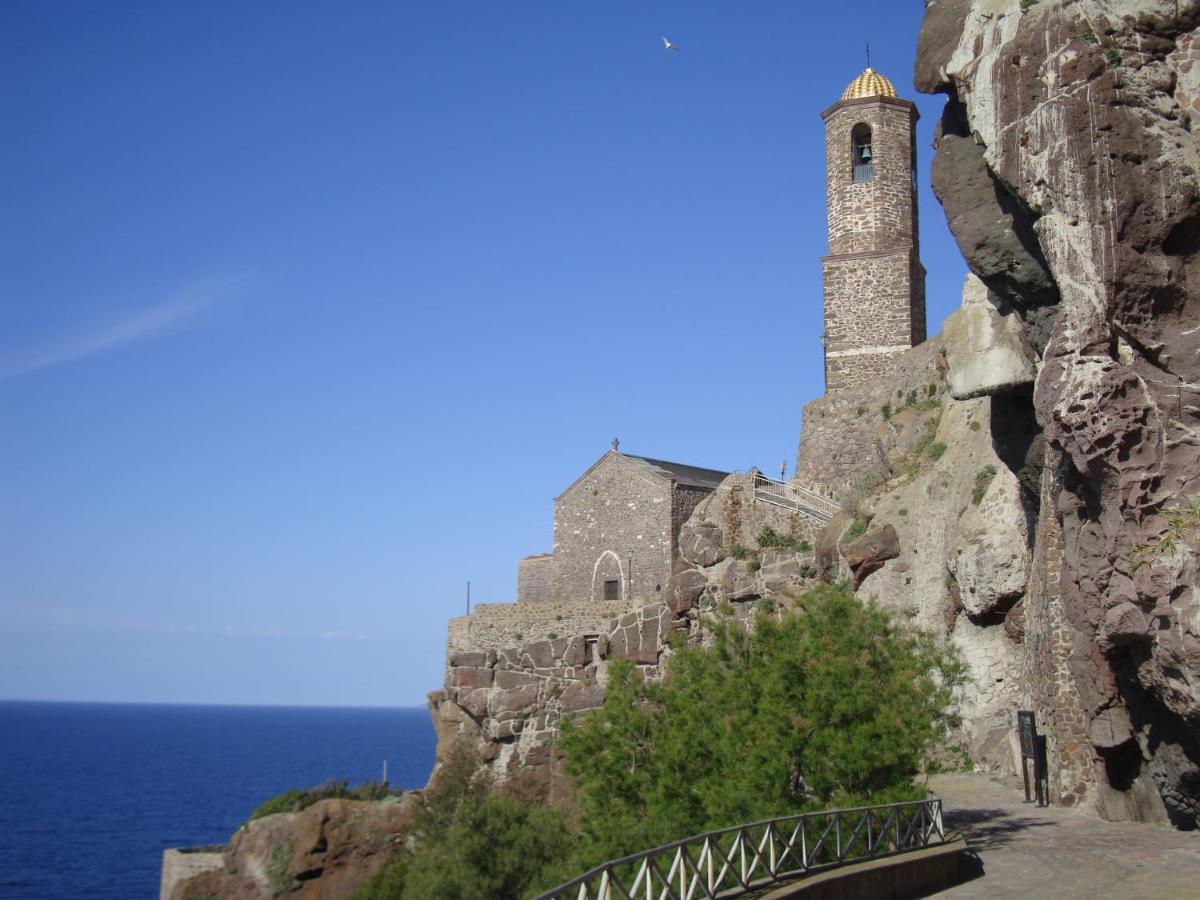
xmin=512 ymin=66 xmax=923 ymax=606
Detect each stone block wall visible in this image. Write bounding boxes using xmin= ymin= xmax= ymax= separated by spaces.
xmin=795 ymin=337 xmax=947 ymax=496
xmin=551 ymin=453 xmax=674 ymax=607
xmin=517 ymin=554 xmax=554 ymax=603
xmin=446 ymin=599 xmax=630 ymax=659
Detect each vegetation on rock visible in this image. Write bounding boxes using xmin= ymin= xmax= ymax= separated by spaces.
xmin=560 ymin=584 xmax=963 ymax=864
xmin=358 ymin=586 xmax=962 ymax=898
xmin=248 ymin=779 xmax=398 ymax=822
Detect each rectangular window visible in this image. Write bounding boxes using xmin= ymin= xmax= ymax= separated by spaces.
xmin=853 ymin=163 xmax=875 ymax=183
xmin=604 ymin=579 xmax=620 ymax=602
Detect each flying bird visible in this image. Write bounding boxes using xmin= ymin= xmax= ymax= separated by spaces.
xmin=661 ymin=36 xmax=680 ymax=51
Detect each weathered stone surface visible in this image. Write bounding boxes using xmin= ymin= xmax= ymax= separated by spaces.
xmin=608 ymin=606 xmax=665 ymax=664
xmin=491 ymin=683 xmax=539 ymax=716
xmin=172 ymin=798 xmax=414 ymax=900
xmin=522 ymin=641 xmax=556 ymax=669
xmin=494 ymin=670 xmax=539 ymax=690
xmin=1099 ymin=603 xmax=1149 ymax=651
xmin=1090 ymin=706 xmax=1135 ymax=751
xmin=840 ymin=525 xmax=900 ymax=588
xmin=943 ymin=274 xmax=1039 ymax=400
xmin=919 ymin=0 xmax=1200 ymax=825
xmin=560 ymin=680 xmax=605 ymax=713
xmin=719 ymin=561 xmax=759 ymax=601
xmin=448 ymin=650 xmax=491 ymax=669
xmin=679 ymin=521 xmax=726 ymax=567
xmin=949 ymin=469 xmax=1030 ymax=618
xmin=448 ymin=666 xmax=493 ymax=690
xmin=668 ymin=567 xmax=707 ymax=614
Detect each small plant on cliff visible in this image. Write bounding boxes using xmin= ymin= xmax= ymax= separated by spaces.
xmin=928 ymin=442 xmax=947 ymax=461
xmin=1020 ymin=0 xmax=1038 ymax=10
xmin=881 ymin=402 xmax=893 ymax=420
xmin=730 ymin=544 xmax=752 ymax=560
xmin=906 ymin=389 xmax=919 ymax=407
xmin=755 ymin=525 xmax=799 ymax=550
xmin=846 ymin=518 xmax=868 ymax=539
xmin=267 ymin=839 xmax=294 ymax=891
xmin=972 ymin=465 xmax=999 ymax=506
xmin=748 ymin=558 xmax=762 ymax=573
xmin=1106 ymin=47 xmax=1122 ymax=67
xmin=797 ymin=539 xmax=812 ymax=552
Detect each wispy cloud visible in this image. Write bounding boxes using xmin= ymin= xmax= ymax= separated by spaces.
xmin=0 ymin=271 xmax=259 ymax=381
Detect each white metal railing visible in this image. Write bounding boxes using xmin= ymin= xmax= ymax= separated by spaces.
xmin=533 ymin=797 xmax=945 ymax=900
xmin=752 ymin=474 xmax=840 ymax=523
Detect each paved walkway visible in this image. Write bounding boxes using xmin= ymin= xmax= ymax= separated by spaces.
xmin=928 ymin=773 xmax=1200 ymax=899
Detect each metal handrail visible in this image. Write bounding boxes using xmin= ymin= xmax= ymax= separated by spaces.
xmin=751 ymin=474 xmax=840 ymax=523
xmin=533 ymin=797 xmax=945 ymax=900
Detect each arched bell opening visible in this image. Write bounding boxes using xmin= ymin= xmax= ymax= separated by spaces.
xmin=851 ymin=123 xmax=874 ymax=182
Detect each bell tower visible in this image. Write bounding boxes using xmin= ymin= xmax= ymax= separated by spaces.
xmin=820 ymin=67 xmax=925 ymax=392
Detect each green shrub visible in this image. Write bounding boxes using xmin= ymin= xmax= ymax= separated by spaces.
xmin=906 ymin=389 xmax=918 ymax=407
xmin=881 ymin=403 xmax=892 ymax=420
xmin=928 ymin=442 xmax=947 ymax=461
xmin=797 ymin=539 xmax=812 ymax=552
xmin=748 ymin=558 xmax=762 ymax=573
xmin=972 ymin=465 xmax=999 ymax=505
xmin=248 ymin=779 xmax=397 ymax=822
xmin=756 ymin=526 xmax=798 ymax=550
xmin=1106 ymin=47 xmax=1122 ymax=67
xmin=968 ymin=420 xmax=981 ymax=432
xmin=847 ymin=518 xmax=867 ymax=539
xmin=357 ymin=746 xmax=575 ymax=900
xmin=856 ymin=405 xmax=866 ymax=417
xmin=898 ymin=508 xmax=908 ymax=517
xmin=730 ymin=545 xmax=751 ymax=560
xmin=561 ymin=585 xmax=964 ymax=860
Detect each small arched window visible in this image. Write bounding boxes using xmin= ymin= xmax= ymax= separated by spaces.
xmin=851 ymin=124 xmax=874 ymax=182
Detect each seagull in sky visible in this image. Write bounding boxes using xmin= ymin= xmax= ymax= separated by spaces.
xmin=661 ymin=35 xmax=680 ymax=52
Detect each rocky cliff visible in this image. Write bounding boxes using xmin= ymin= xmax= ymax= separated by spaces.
xmin=914 ymin=0 xmax=1200 ymax=826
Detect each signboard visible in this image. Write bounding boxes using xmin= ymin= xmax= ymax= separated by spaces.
xmin=1018 ymin=710 xmax=1037 ymax=758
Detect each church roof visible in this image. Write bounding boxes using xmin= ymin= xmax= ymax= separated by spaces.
xmin=840 ymin=67 xmax=897 ymax=101
xmin=624 ymin=454 xmax=730 ymax=490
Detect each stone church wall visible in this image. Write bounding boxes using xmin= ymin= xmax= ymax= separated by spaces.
xmin=550 ymin=454 xmax=675 ymax=608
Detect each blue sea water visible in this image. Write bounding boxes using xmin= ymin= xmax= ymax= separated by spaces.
xmin=0 ymin=701 xmax=436 ymax=899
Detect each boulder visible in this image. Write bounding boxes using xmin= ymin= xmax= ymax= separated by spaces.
xmin=944 ymin=275 xmax=1039 ymax=400
xmin=668 ymin=567 xmax=707 ymax=614
xmin=840 ymin=525 xmax=900 ymax=589
xmin=679 ymin=522 xmax=726 ymax=567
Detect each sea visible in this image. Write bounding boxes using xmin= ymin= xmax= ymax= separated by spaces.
xmin=0 ymin=700 xmax=437 ymax=899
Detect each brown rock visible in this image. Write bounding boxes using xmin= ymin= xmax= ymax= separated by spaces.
xmin=840 ymin=525 xmax=900 ymax=588
xmin=668 ymin=567 xmax=707 ymax=614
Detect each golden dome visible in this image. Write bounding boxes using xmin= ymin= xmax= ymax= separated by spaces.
xmin=840 ymin=67 xmax=897 ymax=101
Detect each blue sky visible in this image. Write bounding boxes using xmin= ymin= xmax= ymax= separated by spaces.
xmin=0 ymin=1 xmax=965 ymax=706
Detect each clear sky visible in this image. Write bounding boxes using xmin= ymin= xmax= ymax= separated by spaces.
xmin=1 ymin=1 xmax=965 ymax=706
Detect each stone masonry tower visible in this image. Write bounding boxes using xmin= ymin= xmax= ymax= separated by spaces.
xmin=821 ymin=68 xmax=926 ymax=392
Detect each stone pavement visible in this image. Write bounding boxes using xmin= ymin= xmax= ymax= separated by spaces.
xmin=928 ymin=773 xmax=1200 ymax=899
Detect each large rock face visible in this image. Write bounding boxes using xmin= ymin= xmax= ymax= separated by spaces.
xmin=917 ymin=0 xmax=1200 ymax=826
xmin=167 ymin=798 xmax=414 ymax=900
